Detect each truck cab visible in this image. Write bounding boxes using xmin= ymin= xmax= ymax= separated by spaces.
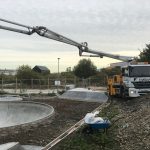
xmin=122 ymin=64 xmax=150 ymax=97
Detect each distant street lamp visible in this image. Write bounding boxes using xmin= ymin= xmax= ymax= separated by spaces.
xmin=57 ymin=58 xmax=60 ymax=78
xmin=57 ymin=58 xmax=60 ymax=93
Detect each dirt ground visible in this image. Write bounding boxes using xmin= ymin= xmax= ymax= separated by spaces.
xmin=0 ymin=95 xmax=100 ymax=147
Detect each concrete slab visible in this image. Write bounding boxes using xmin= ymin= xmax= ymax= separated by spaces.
xmin=22 ymin=145 xmax=43 ymax=150
xmin=0 ymin=142 xmax=43 ymax=150
xmin=0 ymin=101 xmax=54 ymax=129
xmin=0 ymin=142 xmax=20 ymax=150
xmin=59 ymin=88 xmax=108 ymax=102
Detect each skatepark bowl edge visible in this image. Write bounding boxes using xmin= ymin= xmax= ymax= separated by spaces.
xmin=0 ymin=101 xmax=54 ymax=131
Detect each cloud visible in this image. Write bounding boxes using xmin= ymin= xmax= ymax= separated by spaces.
xmin=0 ymin=0 xmax=150 ymax=72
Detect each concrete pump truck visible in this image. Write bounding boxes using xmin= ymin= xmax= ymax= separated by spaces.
xmin=0 ymin=18 xmax=150 ymax=98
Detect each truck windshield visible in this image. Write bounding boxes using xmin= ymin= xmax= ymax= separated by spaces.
xmin=129 ymin=66 xmax=150 ymax=77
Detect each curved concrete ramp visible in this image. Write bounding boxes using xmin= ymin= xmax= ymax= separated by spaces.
xmin=0 ymin=95 xmax=22 ymax=101
xmin=59 ymin=88 xmax=108 ymax=102
xmin=0 ymin=142 xmax=43 ymax=150
xmin=0 ymin=101 xmax=54 ymax=129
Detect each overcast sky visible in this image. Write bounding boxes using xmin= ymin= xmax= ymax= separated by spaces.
xmin=0 ymin=0 xmax=150 ymax=72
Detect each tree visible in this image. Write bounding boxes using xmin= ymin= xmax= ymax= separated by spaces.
xmin=66 ymin=67 xmax=71 ymax=72
xmin=17 ymin=65 xmax=33 ymax=79
xmin=89 ymin=66 xmax=121 ymax=86
xmin=73 ymin=59 xmax=97 ymax=79
xmin=138 ymin=44 xmax=150 ymax=62
xmin=16 ymin=65 xmax=40 ymax=84
xmin=100 ymin=66 xmax=121 ymax=77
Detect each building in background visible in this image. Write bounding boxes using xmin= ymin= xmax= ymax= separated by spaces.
xmin=32 ymin=65 xmax=50 ymax=74
xmin=0 ymin=69 xmax=17 ymax=75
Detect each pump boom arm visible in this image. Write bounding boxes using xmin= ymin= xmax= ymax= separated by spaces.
xmin=0 ymin=18 xmax=133 ymax=62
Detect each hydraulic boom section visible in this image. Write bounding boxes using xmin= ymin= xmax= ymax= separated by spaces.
xmin=0 ymin=18 xmax=133 ymax=62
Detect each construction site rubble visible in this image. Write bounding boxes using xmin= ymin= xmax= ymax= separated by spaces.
xmin=113 ymin=94 xmax=150 ymax=150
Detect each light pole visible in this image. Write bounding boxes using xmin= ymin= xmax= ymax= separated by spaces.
xmin=57 ymin=58 xmax=60 ymax=94
xmin=57 ymin=58 xmax=60 ymax=79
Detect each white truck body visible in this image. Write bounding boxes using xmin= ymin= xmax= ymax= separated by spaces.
xmin=122 ymin=64 xmax=150 ymax=97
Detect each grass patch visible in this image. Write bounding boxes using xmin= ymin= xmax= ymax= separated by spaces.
xmin=55 ymin=102 xmax=120 ymax=150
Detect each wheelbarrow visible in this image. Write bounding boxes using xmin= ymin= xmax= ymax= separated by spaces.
xmin=91 ymin=118 xmax=110 ymax=129
xmin=83 ymin=112 xmax=111 ymax=134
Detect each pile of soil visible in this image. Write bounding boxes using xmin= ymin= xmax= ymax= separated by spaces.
xmin=0 ymin=96 xmax=100 ymax=147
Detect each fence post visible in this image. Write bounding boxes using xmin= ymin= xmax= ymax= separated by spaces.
xmin=74 ymin=77 xmax=76 ymax=87
xmin=48 ymin=77 xmax=49 ymax=89
xmin=20 ymin=80 xmax=22 ymax=93
xmin=31 ymin=78 xmax=33 ymax=89
xmin=88 ymin=77 xmax=91 ymax=87
xmin=39 ymin=79 xmax=41 ymax=93
xmin=65 ymin=78 xmax=66 ymax=90
xmin=15 ymin=77 xmax=17 ymax=93
xmin=1 ymin=78 xmax=3 ymax=91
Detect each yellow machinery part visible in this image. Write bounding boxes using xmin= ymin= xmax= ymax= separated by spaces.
xmin=107 ymin=75 xmax=123 ymax=96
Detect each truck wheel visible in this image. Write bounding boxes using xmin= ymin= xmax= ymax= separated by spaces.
xmin=121 ymin=89 xmax=126 ymax=99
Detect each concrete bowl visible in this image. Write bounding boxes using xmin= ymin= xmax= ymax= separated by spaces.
xmin=0 ymin=101 xmax=54 ymax=129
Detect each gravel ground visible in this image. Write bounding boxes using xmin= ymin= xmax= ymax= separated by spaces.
xmin=111 ymin=95 xmax=150 ymax=150
xmin=0 ymin=96 xmax=100 ymax=147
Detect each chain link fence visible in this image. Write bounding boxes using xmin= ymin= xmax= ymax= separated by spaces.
xmin=0 ymin=77 xmax=106 ymax=94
